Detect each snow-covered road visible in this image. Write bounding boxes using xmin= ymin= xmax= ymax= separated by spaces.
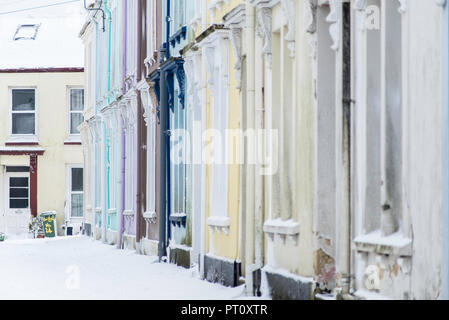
xmin=0 ymin=236 xmax=246 ymax=300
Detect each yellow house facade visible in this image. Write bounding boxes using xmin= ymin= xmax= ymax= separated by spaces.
xmin=184 ymin=0 xmax=245 ymax=287
xmin=0 ymin=72 xmax=85 ymax=237
xmin=0 ymin=2 xmax=85 ymax=238
xmin=183 ymin=0 xmax=318 ymax=298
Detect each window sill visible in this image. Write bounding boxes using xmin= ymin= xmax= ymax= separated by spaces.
xmin=143 ymin=211 xmax=157 ymax=224
xmin=170 ymin=212 xmax=187 ymax=227
xmin=6 ymin=135 xmax=39 ymax=145
xmin=207 ymin=216 xmax=230 ymax=235
xmin=107 ymin=208 xmax=117 ymax=215
xmin=263 ymin=219 xmax=300 ymax=246
xmin=64 ymin=135 xmax=82 ymax=145
xmin=123 ymin=210 xmax=134 ymax=217
xmin=354 ymin=231 xmax=412 ymax=257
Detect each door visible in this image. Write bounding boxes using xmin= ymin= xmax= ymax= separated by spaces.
xmin=67 ymin=167 xmax=84 ymax=235
xmin=5 ymin=172 xmax=31 ymax=236
xmin=169 ymin=82 xmax=187 ymax=245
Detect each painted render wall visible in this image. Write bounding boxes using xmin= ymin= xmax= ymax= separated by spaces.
xmin=442 ymin=0 xmax=449 ymax=301
xmin=407 ymin=0 xmax=443 ymax=300
xmin=263 ymin=0 xmax=315 ymax=278
xmin=203 ymin=0 xmax=242 ymax=261
xmin=0 ymin=72 xmax=84 ymax=236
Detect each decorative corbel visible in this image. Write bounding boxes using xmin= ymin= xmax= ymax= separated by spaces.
xmin=398 ymin=0 xmax=407 ymax=13
xmin=119 ymin=100 xmax=129 ymax=132
xmin=175 ymin=63 xmax=186 ymax=109
xmin=103 ymin=109 xmax=113 ymax=139
xmin=306 ymin=0 xmax=317 ymax=34
xmin=204 ymin=45 xmax=216 ymax=89
xmin=223 ymin=4 xmax=245 ymax=89
xmin=326 ymin=0 xmax=340 ymax=51
xmin=127 ymin=94 xmax=138 ymax=130
xmin=112 ymin=105 xmax=121 ymax=134
xmin=139 ymin=82 xmax=153 ymax=127
xmin=184 ymin=55 xmax=195 ymax=110
xmin=93 ymin=118 xmax=103 ymax=144
xmin=256 ymin=7 xmax=273 ymax=68
xmin=354 ymin=0 xmax=367 ymax=11
xmin=281 ymin=0 xmax=296 ymax=58
xmin=229 ymin=27 xmax=243 ymax=89
xmin=305 ymin=0 xmax=317 ymax=60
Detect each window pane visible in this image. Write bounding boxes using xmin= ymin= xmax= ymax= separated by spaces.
xmin=12 ymin=89 xmax=35 ymax=111
xmin=72 ymin=168 xmax=83 ymax=192
xmin=10 ymin=199 xmax=29 ymax=209
xmin=70 ymin=113 xmax=83 ymax=134
xmin=12 ymin=113 xmax=35 ymax=134
xmin=70 ymin=89 xmax=84 ymax=111
xmin=6 ymin=166 xmax=29 ymax=173
xmin=10 ymin=177 xmax=28 ymax=187
xmin=71 ymin=194 xmax=83 ymax=217
xmin=10 ymin=188 xmax=28 ymax=198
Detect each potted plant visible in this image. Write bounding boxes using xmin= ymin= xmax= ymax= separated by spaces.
xmin=29 ymin=216 xmax=44 ymax=239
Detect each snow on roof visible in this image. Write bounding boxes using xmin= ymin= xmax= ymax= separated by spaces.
xmin=0 ymin=0 xmax=85 ymax=70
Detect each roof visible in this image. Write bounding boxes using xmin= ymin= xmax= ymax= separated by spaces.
xmin=0 ymin=0 xmax=85 ymax=70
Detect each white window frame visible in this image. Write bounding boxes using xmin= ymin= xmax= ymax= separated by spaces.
xmin=67 ymin=87 xmax=85 ymax=140
xmin=352 ymin=0 xmax=411 ymax=255
xmin=201 ymin=30 xmax=230 ymax=232
xmin=8 ymin=87 xmax=38 ymax=143
xmin=125 ymin=126 xmax=134 ymax=212
xmin=126 ymin=0 xmax=137 ymax=80
xmin=146 ymin=106 xmax=157 ymax=217
xmin=146 ymin=0 xmax=156 ymax=60
xmin=67 ymin=165 xmax=84 ymax=219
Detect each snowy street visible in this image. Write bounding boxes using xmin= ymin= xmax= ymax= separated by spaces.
xmin=0 ymin=236 xmax=246 ymax=300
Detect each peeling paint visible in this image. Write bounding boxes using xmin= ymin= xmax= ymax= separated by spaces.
xmin=314 ymin=248 xmax=336 ymax=292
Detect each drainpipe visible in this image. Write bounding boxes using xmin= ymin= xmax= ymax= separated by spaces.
xmin=83 ymin=0 xmax=106 ymax=32
xmin=118 ymin=0 xmax=128 ymax=249
xmin=92 ymin=13 xmax=99 ymax=241
xmin=159 ymin=0 xmax=171 ymax=261
xmin=245 ymin=2 xmax=256 ymax=296
xmin=165 ymin=0 xmax=171 ymax=60
xmin=336 ymin=2 xmax=351 ymax=297
xmin=136 ymin=0 xmax=144 ymax=250
xmin=102 ymin=0 xmax=113 ymax=243
xmin=442 ymin=0 xmax=449 ymax=300
xmin=158 ymin=68 xmax=168 ymax=261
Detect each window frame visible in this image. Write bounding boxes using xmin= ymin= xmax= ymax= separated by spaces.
xmin=67 ymin=165 xmax=84 ymax=219
xmin=8 ymin=174 xmax=30 ymax=210
xmin=67 ymin=87 xmax=85 ymax=138
xmin=9 ymin=87 xmax=38 ymax=140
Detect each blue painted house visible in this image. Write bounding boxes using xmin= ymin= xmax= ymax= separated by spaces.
xmin=151 ymin=0 xmax=195 ymax=267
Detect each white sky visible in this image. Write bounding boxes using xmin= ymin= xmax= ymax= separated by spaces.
xmin=0 ymin=0 xmax=85 ymax=69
